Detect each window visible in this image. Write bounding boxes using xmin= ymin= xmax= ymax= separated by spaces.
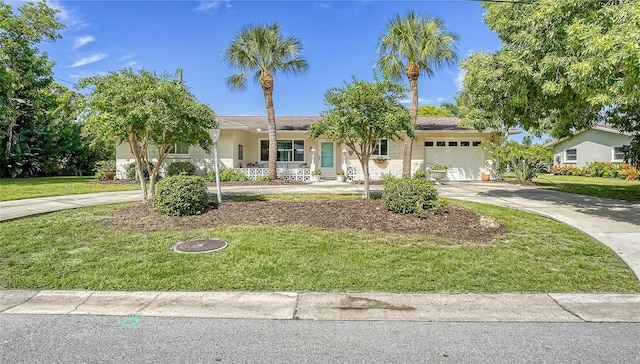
xmin=372 ymin=139 xmax=389 ymax=157
xmin=436 ymin=141 xmax=446 ymax=147
xmin=238 ymin=145 xmax=244 ymax=161
xmin=565 ymin=148 xmax=577 ymax=162
xmin=613 ymin=146 xmax=625 ymax=162
xmin=448 ymin=141 xmax=458 ymax=147
xmin=425 ymin=141 xmax=434 ymax=147
xmin=461 ymin=141 xmax=470 ymax=147
xmin=168 ymin=143 xmax=189 ymax=155
xmin=472 ymin=141 xmax=482 ymax=147
xmin=260 ymin=140 xmax=305 ymax=162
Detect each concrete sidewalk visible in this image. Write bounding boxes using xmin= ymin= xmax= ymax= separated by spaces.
xmin=1 ymin=290 xmax=639 ymax=322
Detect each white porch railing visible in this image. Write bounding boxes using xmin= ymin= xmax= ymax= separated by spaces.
xmin=234 ymin=167 xmax=312 ymax=182
xmin=346 ymin=167 xmax=402 ymax=182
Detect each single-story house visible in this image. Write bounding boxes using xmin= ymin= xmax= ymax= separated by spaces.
xmin=545 ymin=125 xmax=633 ymax=168
xmin=115 ymin=116 xmax=519 ymax=182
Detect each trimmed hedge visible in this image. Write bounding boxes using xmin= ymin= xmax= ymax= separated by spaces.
xmin=206 ymin=168 xmax=248 ymax=182
xmin=167 ymin=161 xmax=196 ymax=176
xmin=152 ymin=175 xmax=209 ymax=216
xmin=382 ymin=177 xmax=445 ymax=218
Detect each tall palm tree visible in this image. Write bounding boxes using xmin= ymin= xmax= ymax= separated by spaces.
xmin=377 ymin=11 xmax=458 ymax=177
xmin=224 ymin=23 xmax=308 ymax=179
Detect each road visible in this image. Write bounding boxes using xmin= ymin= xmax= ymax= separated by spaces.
xmin=2 ymin=315 xmax=639 ymax=363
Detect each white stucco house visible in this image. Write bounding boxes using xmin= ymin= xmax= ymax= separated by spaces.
xmin=115 ymin=115 xmax=519 ymax=182
xmin=546 ymin=125 xmax=633 ymax=168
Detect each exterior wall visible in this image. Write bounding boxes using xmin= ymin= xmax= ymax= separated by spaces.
xmin=553 ymin=130 xmax=632 ymax=168
xmin=114 ymin=129 xmax=493 ymax=181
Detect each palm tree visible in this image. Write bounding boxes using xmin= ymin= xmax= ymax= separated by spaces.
xmin=377 ymin=11 xmax=458 ymax=177
xmin=224 ymin=23 xmax=309 ymax=179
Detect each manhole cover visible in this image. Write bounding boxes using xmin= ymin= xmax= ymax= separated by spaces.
xmin=173 ymin=239 xmax=228 ymax=254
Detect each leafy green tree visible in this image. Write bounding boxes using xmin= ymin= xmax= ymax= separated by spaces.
xmin=439 ymin=102 xmax=458 ymax=117
xmin=459 ymin=1 xmax=640 ymax=158
xmin=417 ymin=104 xmax=452 ymax=117
xmin=376 ymin=11 xmax=458 ymax=177
xmin=224 ymin=23 xmax=308 ymax=180
xmin=0 ymin=0 xmax=64 ymax=177
xmin=79 ymin=69 xmax=217 ymax=201
xmin=308 ymin=78 xmax=412 ymax=199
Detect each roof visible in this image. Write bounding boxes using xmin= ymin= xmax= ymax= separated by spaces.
xmin=544 ymin=124 xmax=632 ymax=148
xmin=217 ymin=115 xmax=507 ymax=133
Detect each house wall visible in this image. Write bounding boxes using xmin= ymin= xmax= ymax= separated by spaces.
xmin=553 ymin=130 xmax=631 ymax=168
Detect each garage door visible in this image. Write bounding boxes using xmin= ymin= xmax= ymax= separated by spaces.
xmin=424 ymin=140 xmax=485 ymax=181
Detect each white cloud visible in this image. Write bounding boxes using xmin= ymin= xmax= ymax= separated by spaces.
xmin=195 ymin=1 xmax=219 ymax=11
xmin=400 ymin=97 xmax=428 ymax=106
xmin=73 ymin=35 xmax=95 ymax=49
xmin=70 ymin=53 xmax=107 ymax=68
xmin=118 ymin=53 xmax=136 ymax=61
xmin=437 ymin=97 xmax=445 ymax=103
xmin=49 ymin=0 xmax=89 ymax=30
xmin=454 ymin=69 xmax=466 ymax=92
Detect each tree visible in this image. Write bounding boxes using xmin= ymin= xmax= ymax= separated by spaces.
xmin=459 ymin=1 xmax=640 ymax=160
xmin=79 ymin=69 xmax=217 ymax=201
xmin=308 ymin=78 xmax=412 ymax=199
xmin=417 ymin=104 xmax=452 ymax=117
xmin=223 ymin=23 xmax=308 ymax=180
xmin=0 ymin=0 xmax=64 ymax=177
xmin=376 ymin=11 xmax=458 ymax=177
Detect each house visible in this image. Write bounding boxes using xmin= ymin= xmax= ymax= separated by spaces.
xmin=546 ymin=125 xmax=632 ymax=168
xmin=115 ymin=116 xmax=518 ymax=181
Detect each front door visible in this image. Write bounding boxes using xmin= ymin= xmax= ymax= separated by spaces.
xmin=319 ymin=141 xmax=335 ymax=178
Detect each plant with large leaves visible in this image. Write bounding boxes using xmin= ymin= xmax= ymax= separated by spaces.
xmin=224 ymin=23 xmax=308 ymax=180
xmin=377 ymin=11 xmax=458 ymax=177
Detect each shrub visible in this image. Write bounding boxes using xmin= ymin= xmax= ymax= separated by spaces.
xmin=510 ymin=155 xmax=544 ymax=183
xmin=167 ymin=161 xmax=196 ymax=176
xmin=255 ymin=175 xmax=272 ymax=182
xmin=206 ymin=168 xmax=248 ymax=182
xmin=621 ymin=164 xmax=640 ymax=181
xmin=152 ymin=175 xmax=209 ymax=216
xmin=382 ymin=177 xmax=444 ymax=218
xmin=413 ymin=170 xmax=426 ymax=180
xmin=583 ymin=162 xmax=621 ymax=178
xmin=125 ymin=161 xmax=154 ymax=180
xmin=93 ymin=160 xmax=115 ymax=180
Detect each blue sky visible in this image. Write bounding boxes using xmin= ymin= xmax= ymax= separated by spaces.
xmin=31 ymin=0 xmax=503 ymax=117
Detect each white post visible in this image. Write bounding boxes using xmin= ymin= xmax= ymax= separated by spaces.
xmin=211 ymin=127 xmax=222 ymax=203
xmin=341 ymin=147 xmax=348 ymax=173
xmin=310 ymin=146 xmax=316 ymax=171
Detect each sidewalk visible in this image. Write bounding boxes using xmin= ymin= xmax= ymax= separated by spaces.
xmin=1 ymin=181 xmax=639 ymax=322
xmin=1 ymin=290 xmax=639 ymax=322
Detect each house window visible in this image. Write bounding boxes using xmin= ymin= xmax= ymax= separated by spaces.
xmin=565 ymin=148 xmax=577 ymax=162
xmin=425 ymin=141 xmax=434 ymax=147
xmin=168 ymin=143 xmax=189 ymax=155
xmin=436 ymin=141 xmax=446 ymax=147
xmin=612 ymin=146 xmax=625 ymax=162
xmin=238 ymin=145 xmax=244 ymax=161
xmin=461 ymin=141 xmax=470 ymax=147
xmin=472 ymin=141 xmax=482 ymax=147
xmin=260 ymin=140 xmax=305 ymax=162
xmin=448 ymin=141 xmax=458 ymax=147
xmin=372 ymin=139 xmax=389 ymax=157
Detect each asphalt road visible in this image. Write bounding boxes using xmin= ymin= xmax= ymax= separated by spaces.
xmin=2 ymin=315 xmax=640 ymax=363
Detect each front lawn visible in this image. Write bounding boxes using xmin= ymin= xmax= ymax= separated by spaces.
xmin=0 ymin=177 xmax=139 ymax=201
xmin=533 ymin=174 xmax=640 ymax=201
xmin=1 ymin=195 xmax=637 ymax=293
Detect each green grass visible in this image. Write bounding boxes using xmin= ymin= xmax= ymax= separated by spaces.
xmin=533 ymin=174 xmax=640 ymax=201
xmin=1 ymin=196 xmax=638 ymax=293
xmin=0 ymin=176 xmax=140 ymax=201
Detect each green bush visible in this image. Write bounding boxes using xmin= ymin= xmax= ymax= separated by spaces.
xmin=510 ymin=155 xmax=542 ymax=183
xmin=93 ymin=160 xmax=115 ymax=180
xmin=167 ymin=161 xmax=196 ymax=176
xmin=413 ymin=171 xmax=427 ymax=180
xmin=206 ymin=168 xmax=248 ymax=182
xmin=382 ymin=177 xmax=444 ymax=218
xmin=152 ymin=175 xmax=209 ymax=216
xmin=125 ymin=161 xmax=154 ymax=180
xmin=583 ymin=162 xmax=621 ymax=178
xmin=255 ymin=175 xmax=271 ymax=182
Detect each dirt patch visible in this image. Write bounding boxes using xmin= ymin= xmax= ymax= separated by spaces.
xmin=103 ymin=199 xmax=504 ymax=242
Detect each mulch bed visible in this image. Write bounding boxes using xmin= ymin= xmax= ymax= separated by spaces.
xmin=103 ymin=199 xmax=504 ymax=243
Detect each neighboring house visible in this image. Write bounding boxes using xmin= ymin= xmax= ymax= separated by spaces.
xmin=546 ymin=125 xmax=633 ymax=168
xmin=115 ymin=116 xmax=519 ymax=181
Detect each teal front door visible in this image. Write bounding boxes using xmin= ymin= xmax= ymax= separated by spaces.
xmin=320 ymin=141 xmax=335 ymax=177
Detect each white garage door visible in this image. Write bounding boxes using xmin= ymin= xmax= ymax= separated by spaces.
xmin=424 ymin=140 xmax=485 ymax=181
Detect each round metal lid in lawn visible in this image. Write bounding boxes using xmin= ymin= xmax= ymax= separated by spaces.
xmin=173 ymin=239 xmax=227 ymax=254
